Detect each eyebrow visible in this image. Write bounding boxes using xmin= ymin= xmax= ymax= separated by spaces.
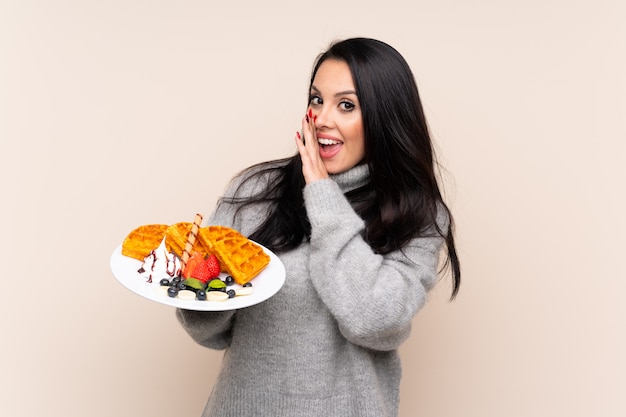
xmin=310 ymin=85 xmax=357 ymax=97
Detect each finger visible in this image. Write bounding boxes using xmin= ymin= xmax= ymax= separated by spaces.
xmin=295 ymin=130 xmax=304 ymax=150
xmin=303 ymin=111 xmax=317 ymax=150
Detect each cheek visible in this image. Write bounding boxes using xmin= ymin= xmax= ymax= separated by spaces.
xmin=348 ymin=124 xmax=365 ymax=156
xmin=345 ymin=119 xmax=364 ymax=144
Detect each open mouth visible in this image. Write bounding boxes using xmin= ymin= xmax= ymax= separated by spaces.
xmin=318 ymin=138 xmax=343 ymax=158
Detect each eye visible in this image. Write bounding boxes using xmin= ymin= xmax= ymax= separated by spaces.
xmin=309 ymin=95 xmax=322 ymax=106
xmin=339 ymin=100 xmax=356 ymax=112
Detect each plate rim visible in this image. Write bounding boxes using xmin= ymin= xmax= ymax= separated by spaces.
xmin=110 ymin=241 xmax=286 ymax=311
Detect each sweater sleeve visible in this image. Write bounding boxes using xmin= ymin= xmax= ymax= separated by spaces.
xmin=175 ymin=308 xmax=235 ymax=350
xmin=303 ymin=178 xmax=445 ymax=351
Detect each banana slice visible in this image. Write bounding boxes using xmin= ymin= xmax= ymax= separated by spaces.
xmin=177 ymin=290 xmax=196 ymax=300
xmin=206 ymin=291 xmax=229 ymax=302
xmin=235 ymin=287 xmax=254 ymax=297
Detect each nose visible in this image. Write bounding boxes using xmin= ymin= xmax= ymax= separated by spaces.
xmin=312 ymin=105 xmax=332 ymax=129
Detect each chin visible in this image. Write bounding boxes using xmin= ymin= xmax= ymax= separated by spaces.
xmin=323 ymin=164 xmax=344 ymax=175
xmin=324 ymin=160 xmax=361 ymax=175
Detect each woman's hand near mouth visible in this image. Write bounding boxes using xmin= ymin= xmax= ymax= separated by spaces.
xmin=295 ymin=109 xmax=329 ymax=184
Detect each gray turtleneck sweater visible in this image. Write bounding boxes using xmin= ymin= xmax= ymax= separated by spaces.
xmin=176 ymin=163 xmax=445 ymax=417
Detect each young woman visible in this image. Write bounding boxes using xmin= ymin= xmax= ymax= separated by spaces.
xmin=176 ymin=37 xmax=461 ymax=417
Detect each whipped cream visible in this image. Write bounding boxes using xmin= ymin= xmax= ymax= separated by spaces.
xmin=137 ymin=237 xmax=182 ymax=284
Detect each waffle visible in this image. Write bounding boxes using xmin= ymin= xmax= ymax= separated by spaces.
xmin=164 ymin=222 xmax=209 ymax=259
xmin=198 ymin=226 xmax=270 ymax=285
xmin=121 ymin=224 xmax=169 ymax=261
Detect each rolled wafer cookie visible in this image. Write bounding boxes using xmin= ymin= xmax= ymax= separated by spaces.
xmin=180 ymin=213 xmax=204 ymax=269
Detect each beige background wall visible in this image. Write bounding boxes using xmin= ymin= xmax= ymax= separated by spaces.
xmin=1 ymin=1 xmax=624 ymax=416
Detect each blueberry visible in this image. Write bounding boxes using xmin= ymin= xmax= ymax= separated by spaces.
xmin=177 ymin=282 xmax=187 ymax=290
xmin=167 ymin=287 xmax=179 ymax=298
xmin=159 ymin=278 xmax=170 ymax=286
xmin=224 ymin=275 xmax=235 ymax=286
xmin=227 ymin=289 xmax=236 ymax=298
xmin=196 ymin=290 xmax=206 ymax=301
xmin=243 ymin=282 xmax=253 ymax=288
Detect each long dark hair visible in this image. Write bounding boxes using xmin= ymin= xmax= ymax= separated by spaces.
xmin=221 ymin=38 xmax=460 ymax=299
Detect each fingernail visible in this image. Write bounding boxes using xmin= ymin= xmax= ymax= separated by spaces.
xmin=313 ymin=115 xmax=317 ymax=122
xmin=296 ymin=131 xmax=301 ymax=139
xmin=308 ymin=109 xmax=313 ymax=118
xmin=305 ymin=114 xmax=309 ymax=123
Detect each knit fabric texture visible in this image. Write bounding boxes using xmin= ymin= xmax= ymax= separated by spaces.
xmin=176 ymin=163 xmax=445 ymax=417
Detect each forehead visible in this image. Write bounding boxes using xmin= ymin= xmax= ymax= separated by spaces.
xmin=312 ymin=59 xmax=355 ymax=93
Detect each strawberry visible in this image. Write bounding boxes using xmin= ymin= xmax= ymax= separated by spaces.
xmin=190 ymin=254 xmax=221 ymax=283
xmin=182 ymin=251 xmax=204 ymax=279
xmin=205 ymin=254 xmax=221 ymax=277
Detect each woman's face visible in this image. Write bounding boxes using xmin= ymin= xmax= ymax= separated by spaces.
xmin=309 ymin=59 xmax=365 ymax=175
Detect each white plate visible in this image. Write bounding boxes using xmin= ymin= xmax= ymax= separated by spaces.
xmin=110 ymin=243 xmax=285 ymax=311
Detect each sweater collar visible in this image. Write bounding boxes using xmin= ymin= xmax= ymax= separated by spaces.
xmin=329 ymin=163 xmax=370 ymax=193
